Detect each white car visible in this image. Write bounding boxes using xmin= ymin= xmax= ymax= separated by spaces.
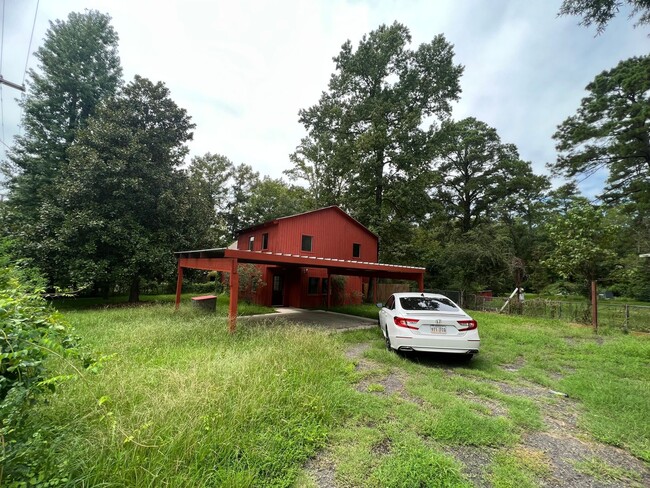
xmin=378 ymin=292 xmax=480 ymax=359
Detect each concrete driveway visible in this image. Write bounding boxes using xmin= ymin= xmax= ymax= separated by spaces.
xmin=241 ymin=307 xmax=377 ymax=331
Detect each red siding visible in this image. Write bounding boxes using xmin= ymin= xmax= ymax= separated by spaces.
xmin=236 ymin=207 xmax=376 ymax=309
xmin=237 ymin=207 xmax=378 ymax=262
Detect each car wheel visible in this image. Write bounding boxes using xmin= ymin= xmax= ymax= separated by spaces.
xmin=458 ymin=354 xmax=473 ymax=363
xmin=385 ymin=332 xmax=393 ymax=352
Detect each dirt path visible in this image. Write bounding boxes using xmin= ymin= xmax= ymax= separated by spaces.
xmin=303 ymin=342 xmax=650 ymax=488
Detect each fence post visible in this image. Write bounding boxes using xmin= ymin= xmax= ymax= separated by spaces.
xmin=591 ymin=280 xmax=598 ymax=333
xmin=624 ymin=304 xmax=629 ymax=334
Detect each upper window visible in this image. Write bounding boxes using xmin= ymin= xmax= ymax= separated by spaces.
xmin=248 ymin=236 xmax=254 ymax=251
xmin=301 ymin=235 xmax=313 ymax=252
xmin=308 ymin=277 xmax=319 ymax=295
xmin=399 ymin=296 xmax=458 ymax=312
xmin=352 ymin=243 xmax=361 ymax=258
xmin=262 ymin=233 xmax=269 ymax=250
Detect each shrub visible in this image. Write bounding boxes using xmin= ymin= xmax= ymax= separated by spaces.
xmin=1 ymin=263 xmax=80 ymax=485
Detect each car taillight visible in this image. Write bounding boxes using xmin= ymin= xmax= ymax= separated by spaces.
xmin=457 ymin=319 xmax=477 ymax=331
xmin=394 ymin=317 xmax=419 ymax=330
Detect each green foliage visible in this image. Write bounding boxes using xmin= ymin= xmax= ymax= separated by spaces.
xmin=559 ymin=0 xmax=650 ymax=32
xmin=428 ymin=224 xmax=514 ymax=293
xmin=235 ymin=264 xmax=266 ymax=302
xmin=433 ymin=117 xmax=550 ymax=233
xmin=3 ymin=10 xmax=122 ymax=288
xmin=542 ymin=201 xmax=618 ymax=284
xmin=551 ymin=55 xmax=650 ymax=206
xmin=57 ymin=76 xmax=201 ymax=302
xmin=0 ymin=264 xmax=79 ymax=485
xmin=240 ymin=176 xmax=312 ymax=229
xmin=287 ymin=21 xmax=463 ymax=239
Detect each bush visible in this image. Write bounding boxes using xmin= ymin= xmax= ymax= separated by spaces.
xmin=1 ymin=263 xmax=80 ymax=485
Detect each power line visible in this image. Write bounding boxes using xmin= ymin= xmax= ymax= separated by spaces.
xmin=22 ymin=0 xmax=39 ymax=85
xmin=0 ymin=0 xmax=4 ymax=73
xmin=574 ymin=162 xmax=607 ymax=186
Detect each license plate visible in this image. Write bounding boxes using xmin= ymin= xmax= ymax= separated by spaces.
xmin=430 ymin=326 xmax=446 ymax=335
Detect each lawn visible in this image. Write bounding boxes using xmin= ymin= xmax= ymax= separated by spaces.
xmin=17 ymin=302 xmax=650 ymax=487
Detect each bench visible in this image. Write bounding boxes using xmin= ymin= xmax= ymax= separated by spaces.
xmin=191 ymin=295 xmax=217 ymax=312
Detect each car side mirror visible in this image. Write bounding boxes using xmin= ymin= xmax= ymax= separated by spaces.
xmin=376 ymin=302 xmax=383 ymax=308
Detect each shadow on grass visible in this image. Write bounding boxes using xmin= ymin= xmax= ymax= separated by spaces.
xmin=396 ymin=350 xmax=478 ymax=369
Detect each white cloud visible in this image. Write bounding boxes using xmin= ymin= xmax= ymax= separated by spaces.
xmin=1 ymin=0 xmax=646 ymax=198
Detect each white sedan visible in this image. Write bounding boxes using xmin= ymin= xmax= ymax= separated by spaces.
xmin=378 ymin=292 xmax=480 ymax=359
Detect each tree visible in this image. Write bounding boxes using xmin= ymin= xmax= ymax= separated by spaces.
xmin=550 ymin=55 xmax=650 ymax=205
xmin=559 ymin=0 xmax=650 ymax=33
xmin=225 ymin=163 xmax=261 ymax=237
xmin=3 ymin=10 xmax=122 ymax=286
xmin=189 ymin=153 xmax=235 ymax=247
xmin=429 ymin=224 xmax=513 ymax=293
xmin=58 ymin=76 xmax=198 ymax=301
xmin=542 ymin=201 xmax=618 ymax=290
xmin=432 ymin=118 xmax=549 ymax=233
xmin=237 ymin=177 xmax=313 ymax=229
xmin=287 ymin=22 xmax=463 ymax=237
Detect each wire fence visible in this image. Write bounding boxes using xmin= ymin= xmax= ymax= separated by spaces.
xmin=457 ymin=294 xmax=650 ymax=333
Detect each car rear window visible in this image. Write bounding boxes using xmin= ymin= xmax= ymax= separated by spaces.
xmin=399 ymin=297 xmax=458 ymax=312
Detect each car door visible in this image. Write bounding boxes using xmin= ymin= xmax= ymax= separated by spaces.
xmin=379 ymin=295 xmax=396 ymax=335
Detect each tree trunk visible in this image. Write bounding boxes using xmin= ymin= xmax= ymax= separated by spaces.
xmin=128 ymin=276 xmax=140 ymax=303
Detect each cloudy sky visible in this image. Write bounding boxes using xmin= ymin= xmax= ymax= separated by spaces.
xmin=1 ymin=0 xmax=647 ymax=197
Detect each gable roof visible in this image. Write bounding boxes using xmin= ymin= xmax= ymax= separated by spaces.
xmin=235 ymin=206 xmax=378 ymax=239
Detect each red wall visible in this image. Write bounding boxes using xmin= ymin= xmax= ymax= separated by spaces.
xmin=236 ymin=207 xmax=378 ymax=262
xmin=251 ymin=266 xmax=363 ymax=308
xmin=236 ymin=208 xmax=375 ymax=309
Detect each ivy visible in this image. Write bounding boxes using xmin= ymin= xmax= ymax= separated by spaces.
xmin=0 ymin=264 xmax=79 ymax=485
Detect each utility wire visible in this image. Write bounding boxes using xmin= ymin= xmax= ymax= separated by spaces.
xmin=22 ymin=0 xmax=39 ymax=85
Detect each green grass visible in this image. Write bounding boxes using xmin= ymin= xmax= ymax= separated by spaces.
xmin=487 ymin=447 xmax=551 ymax=488
xmin=28 ymin=305 xmax=356 ymax=486
xmin=571 ymin=457 xmax=642 ymax=485
xmin=15 ymin=304 xmax=650 ymax=486
xmin=50 ymin=292 xmax=275 ymax=316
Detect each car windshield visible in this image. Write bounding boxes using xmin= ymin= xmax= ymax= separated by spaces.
xmin=399 ymin=296 xmax=458 ymax=312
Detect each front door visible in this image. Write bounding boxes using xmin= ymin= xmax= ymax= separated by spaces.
xmin=272 ymin=273 xmax=284 ymax=306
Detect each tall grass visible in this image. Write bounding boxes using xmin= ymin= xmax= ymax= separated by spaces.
xmin=16 ymin=305 xmax=650 ymax=486
xmin=32 ymin=305 xmax=356 ymax=486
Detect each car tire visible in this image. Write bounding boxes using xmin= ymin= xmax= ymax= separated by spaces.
xmin=458 ymin=354 xmax=473 ymax=363
xmin=385 ymin=332 xmax=393 ymax=352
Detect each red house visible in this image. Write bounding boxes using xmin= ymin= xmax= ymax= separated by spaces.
xmin=234 ymin=206 xmax=378 ymax=308
xmin=175 ymin=206 xmax=424 ymax=332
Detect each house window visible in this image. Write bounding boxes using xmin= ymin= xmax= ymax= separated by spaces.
xmin=262 ymin=233 xmax=269 ymax=250
xmin=308 ymin=277 xmax=319 ymax=295
xmin=248 ymin=236 xmax=254 ymax=251
xmin=322 ymin=278 xmax=329 ymax=294
xmin=301 ymin=235 xmax=313 ymax=252
xmin=353 ymin=243 xmax=361 ymax=258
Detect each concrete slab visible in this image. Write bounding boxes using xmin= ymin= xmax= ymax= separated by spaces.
xmin=240 ymin=307 xmax=378 ymax=331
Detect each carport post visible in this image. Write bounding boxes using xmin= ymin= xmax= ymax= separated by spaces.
xmin=417 ymin=274 xmax=424 ymax=292
xmin=326 ymin=270 xmax=331 ymax=308
xmin=372 ymin=277 xmax=377 ymax=303
xmin=229 ymin=258 xmax=239 ymax=333
xmin=175 ymin=263 xmax=183 ymax=310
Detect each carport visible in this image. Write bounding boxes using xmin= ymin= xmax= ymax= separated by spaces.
xmin=174 ymin=248 xmax=425 ymax=332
